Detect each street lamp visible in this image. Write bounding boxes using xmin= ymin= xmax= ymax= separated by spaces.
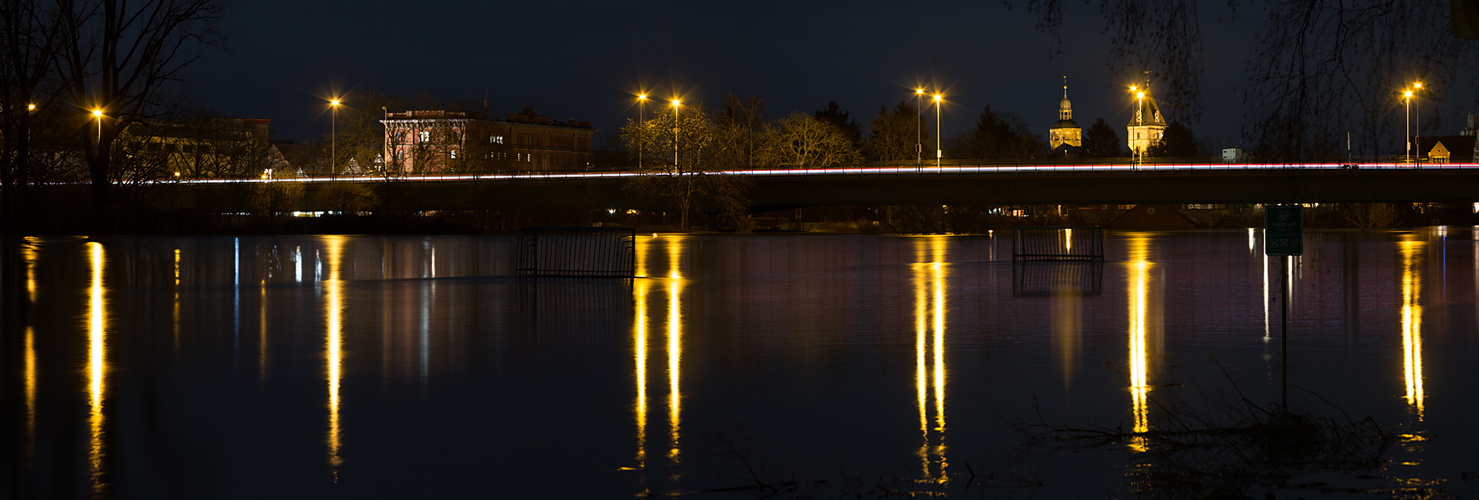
xmin=330 ymin=98 xmax=341 ymax=175
xmin=637 ymin=93 xmax=647 ymax=169
xmin=1131 ymin=86 xmax=1144 ymax=165
xmin=933 ymin=94 xmax=942 ymax=168
xmin=671 ymin=99 xmax=681 ymax=172
xmin=915 ymin=88 xmax=924 ymax=169
xmin=92 ymin=108 xmax=103 ymax=144
xmin=1413 ymin=82 xmax=1423 ymax=167
xmin=1404 ymin=89 xmax=1412 ymax=163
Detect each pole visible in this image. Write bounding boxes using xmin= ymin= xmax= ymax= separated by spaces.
xmin=916 ymin=91 xmax=922 ymax=170
xmin=935 ymin=96 xmax=941 ymax=168
xmin=1405 ymin=94 xmax=1411 ymax=163
xmin=639 ymin=99 xmax=644 ymax=169
xmin=331 ymin=104 xmax=337 ymax=174
xmin=1280 ymin=253 xmax=1289 ymax=412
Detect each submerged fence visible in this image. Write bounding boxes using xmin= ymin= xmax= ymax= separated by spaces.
xmin=516 ymin=227 xmax=636 ymax=278
xmin=1012 ymin=226 xmax=1105 ymax=262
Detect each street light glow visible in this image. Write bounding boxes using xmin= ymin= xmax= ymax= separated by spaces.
xmin=638 ymin=94 xmax=647 ymax=101
xmin=28 ymin=103 xmax=36 ymax=111
xmin=1405 ymin=90 xmax=1412 ymax=98
xmin=671 ymin=99 xmax=680 ymax=107
xmin=93 ymin=109 xmax=102 ymax=117
xmin=1137 ymin=92 xmax=1144 ymax=99
xmin=330 ymin=99 xmax=340 ymax=107
xmin=933 ymin=94 xmax=941 ymax=102
xmin=916 ymin=88 xmax=924 ymax=95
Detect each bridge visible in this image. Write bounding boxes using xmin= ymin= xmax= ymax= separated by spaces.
xmin=149 ymin=162 xmax=1479 ymax=213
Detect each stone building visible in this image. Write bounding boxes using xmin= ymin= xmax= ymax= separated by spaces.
xmin=1049 ymin=77 xmax=1082 ymax=157
xmin=1126 ymin=87 xmax=1167 ymax=157
xmin=381 ymin=106 xmax=594 ymax=174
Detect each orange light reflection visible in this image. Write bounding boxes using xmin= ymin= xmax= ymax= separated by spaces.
xmin=324 ymin=236 xmax=346 ymax=477
xmin=914 ymin=237 xmax=949 ymax=482
xmin=87 ymin=242 xmax=106 ymax=493
xmin=1127 ymin=235 xmax=1151 ymax=452
xmin=1399 ymin=237 xmax=1425 ymax=418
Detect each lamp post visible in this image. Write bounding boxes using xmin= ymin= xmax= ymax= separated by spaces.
xmin=916 ymin=88 xmax=924 ymax=170
xmin=92 ymin=109 xmax=102 ymax=145
xmin=637 ymin=94 xmax=647 ymax=169
xmin=1130 ymin=86 xmax=1144 ymax=165
xmin=1414 ymin=82 xmax=1422 ymax=167
xmin=671 ymin=99 xmax=680 ymax=173
xmin=1404 ymin=90 xmax=1411 ymax=163
xmin=330 ymin=98 xmax=341 ymax=175
xmin=933 ymin=94 xmax=942 ymax=168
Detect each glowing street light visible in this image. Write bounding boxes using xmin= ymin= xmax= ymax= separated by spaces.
xmin=916 ymin=88 xmax=925 ymax=169
xmin=28 ymin=103 xmax=36 ymax=111
xmin=330 ymin=98 xmax=341 ymax=175
xmin=933 ymin=94 xmax=942 ymax=168
xmin=92 ymin=108 xmax=103 ymax=144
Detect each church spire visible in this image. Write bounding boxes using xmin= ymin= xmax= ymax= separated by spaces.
xmin=1058 ymin=76 xmax=1072 ymax=121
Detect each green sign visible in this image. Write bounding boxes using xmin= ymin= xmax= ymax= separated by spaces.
xmin=1265 ymin=205 xmax=1304 ymax=256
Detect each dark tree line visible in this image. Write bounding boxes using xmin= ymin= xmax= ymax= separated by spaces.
xmin=1 ymin=0 xmax=223 ymax=229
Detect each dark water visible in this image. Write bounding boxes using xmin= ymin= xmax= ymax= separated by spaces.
xmin=4 ymin=230 xmax=1479 ymax=498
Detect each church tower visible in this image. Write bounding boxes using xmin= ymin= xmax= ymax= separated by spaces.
xmin=1126 ymin=81 xmax=1167 ymax=156
xmin=1049 ymin=76 xmax=1082 ymax=156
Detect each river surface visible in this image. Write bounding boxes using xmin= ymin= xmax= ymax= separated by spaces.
xmin=4 ymin=229 xmax=1479 ymax=498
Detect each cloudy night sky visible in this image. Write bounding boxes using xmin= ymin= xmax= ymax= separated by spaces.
xmin=186 ymin=0 xmax=1475 ymax=152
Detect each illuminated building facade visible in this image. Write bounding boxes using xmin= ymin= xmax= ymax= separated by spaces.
xmin=1049 ymin=78 xmax=1082 ymax=157
xmin=1126 ymin=91 xmax=1167 ymax=156
xmin=381 ymin=106 xmax=594 ymax=174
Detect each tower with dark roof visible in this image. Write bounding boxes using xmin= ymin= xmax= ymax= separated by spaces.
xmin=1127 ymin=84 xmax=1167 ymax=156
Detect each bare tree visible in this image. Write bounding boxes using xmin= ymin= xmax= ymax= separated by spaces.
xmin=0 ymin=0 xmax=64 ymax=229
xmin=756 ymin=112 xmax=862 ymax=168
xmin=54 ymin=0 xmax=223 ymax=214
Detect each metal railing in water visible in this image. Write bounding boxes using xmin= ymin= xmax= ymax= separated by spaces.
xmin=1012 ymin=226 xmax=1105 ymax=262
xmin=516 ymin=227 xmax=636 ymax=278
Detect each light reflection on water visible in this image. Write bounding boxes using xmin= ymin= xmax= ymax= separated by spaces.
xmin=1400 ymin=235 xmax=1425 ymax=418
xmin=913 ymin=237 xmax=948 ymax=482
xmin=4 ymin=230 xmax=1478 ymax=498
xmin=1126 ymin=234 xmax=1152 ymax=452
xmin=87 ymin=241 xmax=107 ymax=495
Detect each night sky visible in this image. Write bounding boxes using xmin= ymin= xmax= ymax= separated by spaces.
xmin=184 ymin=1 xmax=1461 ymax=152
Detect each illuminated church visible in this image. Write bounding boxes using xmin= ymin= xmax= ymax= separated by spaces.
xmin=1126 ymin=85 xmax=1167 ymax=156
xmin=1049 ymin=77 xmax=1082 ymax=157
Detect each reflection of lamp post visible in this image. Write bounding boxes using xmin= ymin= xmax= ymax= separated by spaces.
xmin=933 ymin=94 xmax=942 ymax=168
xmin=637 ymin=94 xmax=647 ymax=169
xmin=330 ymin=98 xmax=341 ymax=175
xmin=915 ymin=88 xmax=924 ymax=169
xmin=671 ymin=99 xmax=680 ymax=172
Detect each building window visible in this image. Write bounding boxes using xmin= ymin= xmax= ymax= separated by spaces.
xmin=450 ymin=149 xmax=458 ymax=159
xmin=419 ymin=131 xmax=430 ymax=143
xmin=490 ymin=135 xmax=503 ymax=144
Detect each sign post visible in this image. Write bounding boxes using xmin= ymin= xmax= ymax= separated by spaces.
xmin=1265 ymin=205 xmax=1303 ymax=411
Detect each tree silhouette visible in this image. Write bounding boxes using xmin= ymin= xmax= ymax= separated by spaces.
xmin=1082 ymin=117 xmax=1125 ymax=158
